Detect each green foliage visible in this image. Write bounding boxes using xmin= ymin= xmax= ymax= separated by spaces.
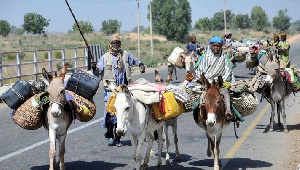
xmin=10 ymin=25 xmax=17 ymax=34
xmin=54 ymin=51 xmax=62 ymax=59
xmin=250 ymin=6 xmax=269 ymax=31
xmin=194 ymin=17 xmax=211 ymax=32
xmin=209 ymin=10 xmax=235 ymax=31
xmin=235 ymin=14 xmax=251 ymax=29
xmin=292 ymin=20 xmax=300 ymax=31
xmin=150 ymin=0 xmax=191 ymax=42
xmin=0 ymin=20 xmax=11 ymax=36
xmin=142 ymin=56 xmax=160 ymax=68
xmin=101 ymin=19 xmax=122 ymax=35
xmin=56 ymin=63 xmax=62 ymax=70
xmin=273 ymin=9 xmax=291 ymax=31
xmin=143 ymin=26 xmax=150 ymax=34
xmin=17 ymin=27 xmax=24 ymax=35
xmin=44 ymin=52 xmax=49 ymax=60
xmin=22 ymin=13 xmax=50 ymax=34
xmin=131 ymin=25 xmax=145 ymax=33
xmin=72 ymin=21 xmax=94 ymax=34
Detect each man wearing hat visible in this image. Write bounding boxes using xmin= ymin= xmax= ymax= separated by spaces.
xmin=278 ymin=33 xmax=290 ymax=64
xmin=96 ymin=33 xmax=145 ymax=147
xmin=195 ymin=36 xmax=236 ymax=121
xmin=267 ymin=34 xmax=280 ymax=47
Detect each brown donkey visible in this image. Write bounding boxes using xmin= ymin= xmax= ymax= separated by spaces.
xmin=42 ymin=63 xmax=72 ymax=170
xmin=194 ymin=74 xmax=230 ymax=170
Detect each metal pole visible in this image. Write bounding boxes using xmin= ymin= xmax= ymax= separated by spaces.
xmin=223 ymin=0 xmax=227 ymax=34
xmin=0 ymin=52 xmax=3 ymax=86
xmin=149 ymin=0 xmax=153 ymax=56
xmin=137 ymin=0 xmax=141 ymax=58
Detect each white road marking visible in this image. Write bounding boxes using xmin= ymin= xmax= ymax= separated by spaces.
xmin=0 ymin=118 xmax=103 ymax=162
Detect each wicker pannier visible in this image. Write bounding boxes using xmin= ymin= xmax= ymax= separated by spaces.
xmin=231 ymin=92 xmax=258 ymax=117
xmin=66 ymin=90 xmax=96 ymax=122
xmin=13 ymin=93 xmax=47 ymax=130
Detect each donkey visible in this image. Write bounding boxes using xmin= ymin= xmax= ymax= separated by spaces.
xmin=166 ymin=53 xmax=196 ymax=83
xmin=107 ymin=81 xmax=164 ymax=170
xmin=264 ymin=58 xmax=288 ymax=132
xmin=154 ymin=70 xmax=181 ymax=164
xmin=194 ymin=74 xmax=230 ymax=170
xmin=42 ymin=63 xmax=72 ymax=170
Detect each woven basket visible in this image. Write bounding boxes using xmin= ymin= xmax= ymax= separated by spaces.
xmin=231 ymin=92 xmax=258 ymax=117
xmin=66 ymin=90 xmax=96 ymax=122
xmin=179 ymin=81 xmax=202 ymax=112
xmin=13 ymin=96 xmax=44 ymax=130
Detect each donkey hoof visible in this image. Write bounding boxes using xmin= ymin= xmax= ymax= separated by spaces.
xmin=269 ymin=128 xmax=274 ymax=132
xmin=284 ymin=128 xmax=289 ymax=133
xmin=166 ymin=160 xmax=171 ymax=165
xmin=278 ymin=123 xmax=283 ymax=128
xmin=207 ymin=150 xmax=212 ymax=157
xmin=176 ymin=157 xmax=181 ymax=163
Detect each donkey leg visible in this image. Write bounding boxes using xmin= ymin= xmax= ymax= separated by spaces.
xmin=48 ymin=129 xmax=56 ymax=170
xmin=58 ymin=134 xmax=67 ymax=170
xmin=277 ymin=102 xmax=283 ymax=128
xmin=157 ymin=126 xmax=163 ymax=168
xmin=214 ymin=132 xmax=222 ymax=170
xmin=131 ymin=134 xmax=138 ymax=162
xmin=280 ymin=100 xmax=288 ymax=133
xmin=164 ymin=124 xmax=171 ymax=165
xmin=136 ymin=133 xmax=146 ymax=170
xmin=172 ymin=120 xmax=181 ymax=162
xmin=206 ymin=133 xmax=213 ymax=157
xmin=269 ymin=102 xmax=276 ymax=132
xmin=143 ymin=133 xmax=154 ymax=168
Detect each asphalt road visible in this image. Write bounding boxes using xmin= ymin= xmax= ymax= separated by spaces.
xmin=0 ymin=41 xmax=300 ymax=170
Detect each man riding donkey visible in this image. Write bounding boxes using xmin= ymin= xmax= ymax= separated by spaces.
xmin=194 ymin=36 xmax=235 ymax=121
xmin=277 ymin=33 xmax=290 ymax=67
xmin=267 ymin=34 xmax=280 ymax=47
xmin=96 ymin=33 xmax=145 ymax=147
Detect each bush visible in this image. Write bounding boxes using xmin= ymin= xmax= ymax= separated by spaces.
xmin=54 ymin=51 xmax=62 ymax=59
xmin=44 ymin=52 xmax=48 ymax=60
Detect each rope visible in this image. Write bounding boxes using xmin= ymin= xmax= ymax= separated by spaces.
xmin=234 ymin=121 xmax=239 ymax=139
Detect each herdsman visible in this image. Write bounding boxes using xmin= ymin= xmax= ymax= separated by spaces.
xmin=195 ymin=36 xmax=236 ymax=120
xmin=96 ymin=33 xmax=145 ymax=147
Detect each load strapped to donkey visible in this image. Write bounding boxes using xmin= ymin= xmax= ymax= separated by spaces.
xmin=0 ymin=66 xmax=101 ymax=130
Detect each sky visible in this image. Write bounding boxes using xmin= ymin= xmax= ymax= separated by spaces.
xmin=1 ymin=0 xmax=300 ymax=33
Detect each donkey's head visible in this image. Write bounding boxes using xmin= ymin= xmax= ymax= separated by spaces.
xmin=106 ymin=81 xmax=133 ymax=136
xmin=42 ymin=63 xmax=68 ymax=118
xmin=265 ymin=60 xmax=281 ymax=84
xmin=267 ymin=46 xmax=278 ymax=62
xmin=200 ymin=74 xmax=225 ymax=126
xmin=183 ymin=53 xmax=195 ymax=73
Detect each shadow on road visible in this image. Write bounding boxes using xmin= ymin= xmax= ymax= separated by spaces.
xmin=31 ymin=160 xmax=127 ymax=170
xmin=222 ymin=157 xmax=273 ymax=169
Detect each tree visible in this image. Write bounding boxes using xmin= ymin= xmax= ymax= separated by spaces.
xmin=210 ymin=10 xmax=234 ymax=31
xmin=273 ymin=9 xmax=291 ymax=31
xmin=72 ymin=21 xmax=94 ymax=34
xmin=22 ymin=13 xmax=50 ymax=34
xmin=194 ymin=17 xmax=211 ymax=33
xmin=0 ymin=20 xmax=11 ymax=36
xmin=131 ymin=25 xmax=145 ymax=33
xmin=235 ymin=14 xmax=251 ymax=29
xmin=101 ymin=19 xmax=122 ymax=35
xmin=10 ymin=25 xmax=17 ymax=34
xmin=250 ymin=6 xmax=269 ymax=31
xmin=292 ymin=20 xmax=300 ymax=32
xmin=150 ymin=0 xmax=191 ymax=42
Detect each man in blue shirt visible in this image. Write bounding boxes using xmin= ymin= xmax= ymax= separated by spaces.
xmin=96 ymin=33 xmax=145 ymax=147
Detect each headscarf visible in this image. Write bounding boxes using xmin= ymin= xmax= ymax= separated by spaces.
xmin=109 ymin=33 xmax=123 ymax=72
xmin=280 ymin=33 xmax=287 ymax=37
xmin=209 ymin=36 xmax=224 ymax=44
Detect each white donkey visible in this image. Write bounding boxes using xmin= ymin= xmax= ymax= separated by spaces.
xmin=107 ymin=81 xmax=164 ymax=170
xmin=42 ymin=63 xmax=72 ymax=170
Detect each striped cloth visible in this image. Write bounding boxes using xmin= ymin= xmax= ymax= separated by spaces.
xmin=195 ymin=49 xmax=236 ymax=84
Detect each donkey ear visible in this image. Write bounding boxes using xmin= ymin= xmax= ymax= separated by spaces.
xmin=42 ymin=68 xmax=53 ymax=82
xmin=59 ymin=62 xmax=69 ymax=79
xmin=120 ymin=85 xmax=130 ymax=96
xmin=201 ymin=73 xmax=211 ymax=89
xmin=155 ymin=70 xmax=161 ymax=83
xmin=217 ymin=76 xmax=223 ymax=88
xmin=106 ymin=80 xmax=118 ymax=94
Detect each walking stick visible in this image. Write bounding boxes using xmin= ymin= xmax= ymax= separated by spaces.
xmin=65 ymin=0 xmax=95 ymax=70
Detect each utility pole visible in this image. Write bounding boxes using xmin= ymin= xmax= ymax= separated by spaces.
xmin=149 ymin=0 xmax=153 ymax=56
xmin=137 ymin=0 xmax=141 ymax=58
xmin=223 ymin=0 xmax=227 ymax=34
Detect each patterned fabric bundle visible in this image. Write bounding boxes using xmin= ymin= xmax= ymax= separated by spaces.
xmin=66 ymin=90 xmax=96 ymax=122
xmin=179 ymin=81 xmax=203 ymax=112
xmin=13 ymin=92 xmax=49 ymax=130
xmin=165 ymin=84 xmax=190 ymax=103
